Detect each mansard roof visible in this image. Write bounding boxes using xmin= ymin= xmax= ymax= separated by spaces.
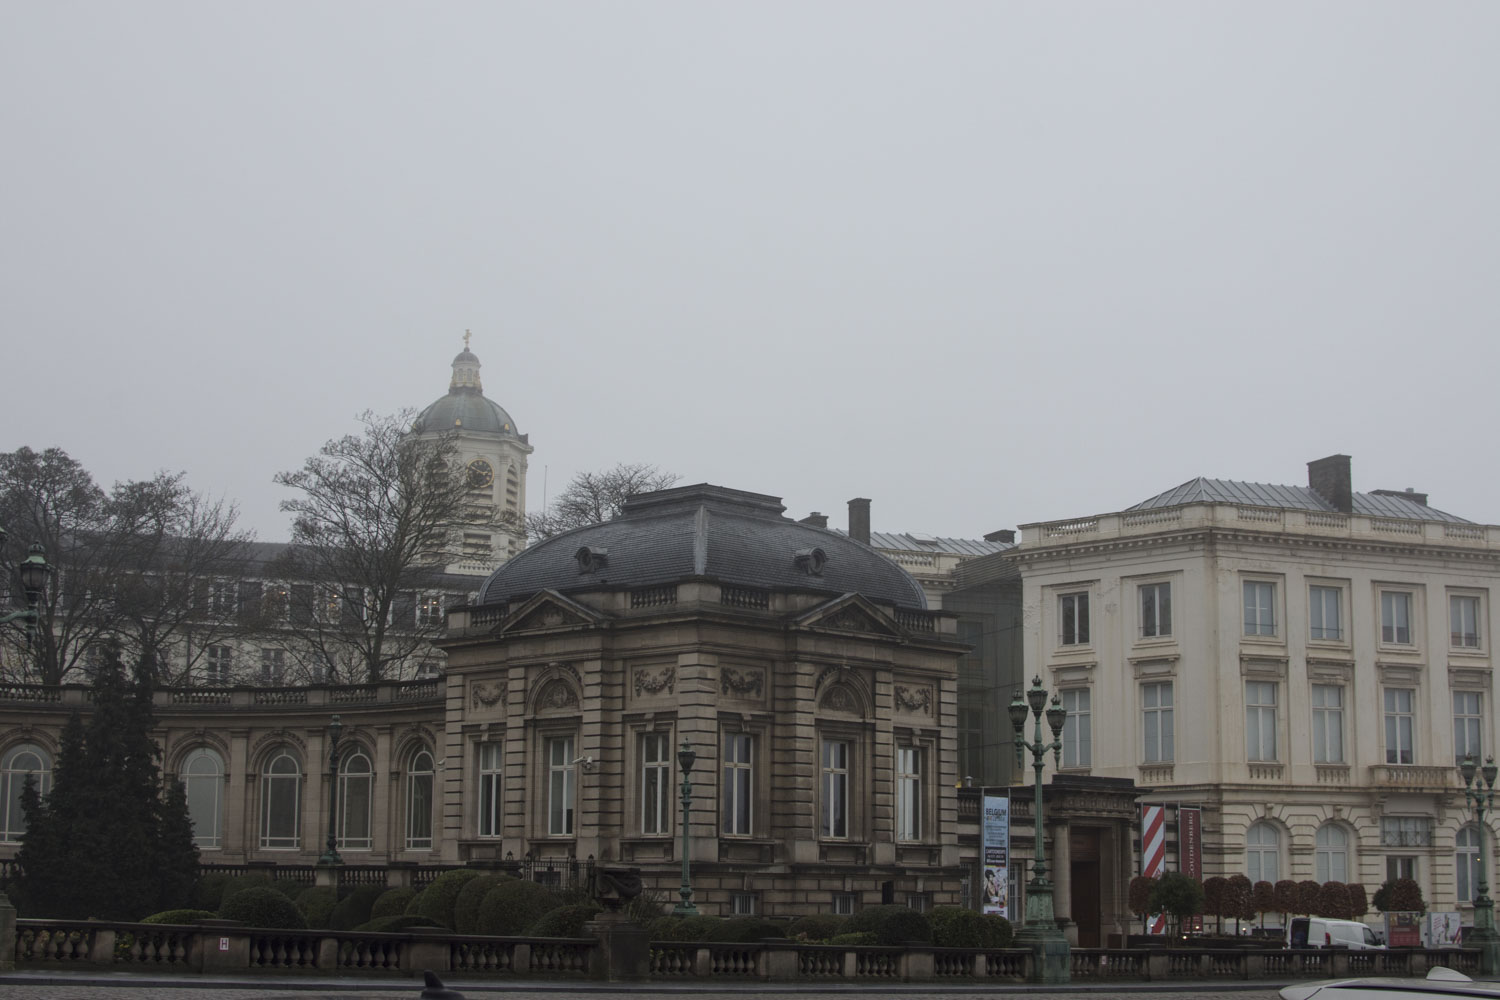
xmin=1127 ymin=476 xmax=1472 ymax=524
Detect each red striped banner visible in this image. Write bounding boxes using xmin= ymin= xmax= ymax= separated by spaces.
xmin=1142 ymin=804 xmax=1167 ymax=934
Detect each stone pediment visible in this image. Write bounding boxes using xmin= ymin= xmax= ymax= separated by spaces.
xmin=495 ymin=590 xmax=608 ymax=635
xmin=796 ymin=594 xmax=902 ymax=637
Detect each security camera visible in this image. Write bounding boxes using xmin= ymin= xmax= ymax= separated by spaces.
xmin=571 ymin=755 xmax=596 ymax=769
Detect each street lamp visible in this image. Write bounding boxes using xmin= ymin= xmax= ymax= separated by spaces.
xmin=1008 ymin=675 xmax=1071 ymax=984
xmin=1462 ymin=753 xmax=1500 ymax=974
xmin=672 ymin=738 xmax=699 ymax=917
xmin=318 ymin=715 xmax=345 ymax=867
xmin=0 ymin=530 xmax=51 ymax=643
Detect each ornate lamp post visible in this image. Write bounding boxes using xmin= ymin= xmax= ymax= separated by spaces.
xmin=317 ymin=715 xmax=345 ymax=867
xmin=0 ymin=530 xmax=51 ymax=642
xmin=672 ymin=738 xmax=699 ymax=917
xmin=1008 ymin=675 xmax=1070 ymax=984
xmin=1461 ymin=753 xmax=1500 ymax=974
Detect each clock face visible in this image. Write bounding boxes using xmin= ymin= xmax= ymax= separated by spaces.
xmin=466 ymin=459 xmax=494 ymax=489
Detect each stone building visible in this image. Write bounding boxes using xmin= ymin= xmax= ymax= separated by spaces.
xmin=1008 ymin=454 xmax=1500 ymax=917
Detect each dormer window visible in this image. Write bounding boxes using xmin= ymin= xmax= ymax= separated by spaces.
xmin=575 ymin=546 xmax=609 ymax=574
xmin=795 ymin=547 xmax=828 ymax=576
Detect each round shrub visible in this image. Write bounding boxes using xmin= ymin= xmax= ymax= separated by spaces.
xmin=528 ymin=903 xmax=603 ymax=938
xmin=453 ymin=874 xmax=510 ymax=934
xmin=296 ymin=887 xmax=337 ymax=929
xmin=648 ymin=914 xmax=726 ymax=941
xmin=329 ymin=885 xmax=387 ymax=931
xmin=721 ymin=917 xmax=785 ymax=942
xmin=413 ymin=869 xmax=482 ymax=929
xmin=216 ymin=874 xmax=280 ymax=910
xmin=787 ymin=914 xmax=848 ymax=942
xmin=828 ymin=931 xmax=877 ymax=946
xmin=219 ymin=886 xmax=307 ymax=930
xmin=932 ymin=907 xmax=987 ymax=948
xmin=980 ymin=914 xmax=1013 ymax=949
xmin=192 ymin=874 xmax=232 ymax=912
xmin=476 ymin=880 xmax=564 ymax=936
xmin=141 ymin=909 xmax=217 ymax=925
xmin=370 ymin=887 xmax=418 ymax=921
xmin=354 ymin=914 xmax=444 ymax=933
xmin=844 ymin=904 xmax=932 ymax=945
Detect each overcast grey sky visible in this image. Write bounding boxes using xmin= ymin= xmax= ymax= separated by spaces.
xmin=4 ymin=2 xmax=1498 ymax=541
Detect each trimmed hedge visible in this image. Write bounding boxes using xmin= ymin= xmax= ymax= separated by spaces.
xmin=843 ymin=904 xmax=932 ymax=945
xmin=453 ymin=874 xmax=510 ymax=934
xmin=828 ymin=931 xmax=877 ymax=946
xmin=476 ymin=880 xmax=564 ymax=936
xmin=141 ymin=909 xmax=217 ymax=925
xmin=219 ymin=887 xmax=307 ymax=930
xmin=354 ymin=914 xmax=444 ymax=933
xmin=648 ymin=915 xmax=725 ymax=942
xmin=529 ymin=903 xmax=603 ymax=937
xmin=413 ymin=869 xmax=482 ymax=929
xmin=215 ymin=874 xmax=283 ymax=911
xmin=720 ymin=917 xmax=786 ymax=942
xmin=371 ymin=887 xmax=418 ymax=921
xmin=192 ymin=874 xmax=232 ymax=912
xmin=787 ymin=914 xmax=848 ymax=942
xmin=981 ymin=913 xmax=1014 ymax=949
xmin=329 ymin=885 xmax=387 ymax=931
xmin=296 ymin=887 xmax=337 ymax=929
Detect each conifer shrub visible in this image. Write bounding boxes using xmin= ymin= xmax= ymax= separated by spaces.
xmin=140 ymin=909 xmax=217 ymax=925
xmin=529 ymin=903 xmax=603 ymax=937
xmin=453 ymin=874 xmax=510 ymax=934
xmin=413 ymin=869 xmax=482 ymax=928
xmin=296 ymin=887 xmax=337 ymax=928
xmin=787 ymin=914 xmax=847 ymax=942
xmin=220 ymin=886 xmax=307 ymax=929
xmin=475 ymin=879 xmax=564 ymax=936
xmin=329 ymin=885 xmax=387 ymax=930
xmin=370 ymin=887 xmax=418 ymax=921
xmin=843 ymin=904 xmax=933 ymax=945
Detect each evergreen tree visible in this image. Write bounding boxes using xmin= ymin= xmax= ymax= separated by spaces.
xmin=16 ymin=641 xmax=199 ymax=918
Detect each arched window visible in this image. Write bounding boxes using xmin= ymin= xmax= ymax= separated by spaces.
xmin=338 ymin=750 xmax=373 ymax=850
xmin=181 ymin=747 xmax=224 ymax=850
xmin=1 ymin=744 xmax=52 ymax=843
xmin=406 ymin=749 xmax=434 ymax=850
xmin=1457 ymin=825 xmax=1483 ymax=903
xmin=260 ymin=749 xmax=301 ymax=849
xmin=1315 ymin=824 xmax=1348 ymax=883
xmin=1246 ymin=821 xmax=1280 ymax=883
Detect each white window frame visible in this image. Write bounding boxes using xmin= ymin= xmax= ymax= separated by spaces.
xmin=337 ymin=749 xmax=374 ymax=851
xmin=1315 ymin=824 xmax=1348 ymax=883
xmin=259 ymin=648 xmax=286 ymax=685
xmin=1246 ymin=821 xmax=1280 ymax=883
xmin=1455 ymin=690 xmax=1482 ymax=765
xmin=477 ymin=742 xmax=503 ymax=838
xmin=1058 ymin=591 xmax=1090 ymax=646
xmin=1243 ymin=580 xmax=1277 ymax=637
xmin=1458 ymin=825 xmax=1483 ymax=903
xmin=1142 ymin=681 xmax=1173 ymax=764
xmin=1381 ymin=590 xmax=1414 ymax=645
xmin=896 ymin=745 xmax=922 ymax=841
xmin=405 ymin=749 xmax=434 ymax=850
xmin=1451 ymin=594 xmax=1483 ymax=650
xmin=1 ymin=744 xmax=52 ymax=844
xmin=1060 ymin=688 xmax=1091 ymax=768
xmin=1311 ymin=684 xmax=1345 ymax=764
xmin=259 ymin=749 xmax=302 ymax=850
xmin=640 ymin=732 xmax=672 ymax=836
xmin=1309 ymin=585 xmax=1344 ymax=641
xmin=821 ymin=739 xmax=850 ymax=839
xmin=722 ymin=732 xmax=754 ymax=836
xmin=546 ymin=735 xmax=576 ymax=837
xmin=182 ymin=747 xmax=224 ymax=850
xmin=204 ymin=645 xmax=233 ymax=686
xmin=1245 ymin=681 xmax=1278 ymax=762
xmin=1139 ymin=582 xmax=1172 ymax=639
xmin=1384 ymin=687 xmax=1416 ymax=765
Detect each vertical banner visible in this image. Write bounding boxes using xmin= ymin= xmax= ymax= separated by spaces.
xmin=981 ymin=794 xmax=1010 ymax=916
xmin=1179 ymin=805 xmax=1203 ymax=932
xmin=1141 ymin=804 xmax=1167 ymax=934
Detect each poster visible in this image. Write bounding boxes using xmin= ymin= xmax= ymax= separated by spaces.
xmin=1179 ymin=805 xmax=1203 ymax=933
xmin=981 ymin=794 xmax=1009 ymax=916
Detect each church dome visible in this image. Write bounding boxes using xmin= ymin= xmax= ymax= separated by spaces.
xmin=478 ymin=484 xmax=928 ymax=610
xmin=414 ymin=335 xmax=524 ymax=437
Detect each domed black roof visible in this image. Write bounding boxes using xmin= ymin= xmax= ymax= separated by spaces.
xmin=479 ymin=484 xmax=928 ymax=610
xmin=415 ymin=390 xmax=521 ymax=436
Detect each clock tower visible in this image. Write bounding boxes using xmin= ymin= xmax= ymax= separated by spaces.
xmin=413 ymin=333 xmax=533 ymax=574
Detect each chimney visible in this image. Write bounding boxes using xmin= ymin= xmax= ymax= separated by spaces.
xmin=1371 ymin=487 xmax=1430 ymax=508
xmin=799 ymin=512 xmax=829 ymax=529
xmin=984 ymin=528 xmax=1016 ymax=544
xmin=848 ymin=498 xmax=871 ymax=545
xmin=1307 ymin=455 xmax=1354 ymax=514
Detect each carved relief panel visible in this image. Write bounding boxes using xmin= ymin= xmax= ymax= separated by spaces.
xmin=719 ymin=663 xmax=768 ymax=705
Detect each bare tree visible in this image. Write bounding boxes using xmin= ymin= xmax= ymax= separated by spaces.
xmin=0 ymin=448 xmax=252 ymax=685
xmin=526 ymin=463 xmax=679 ymax=540
xmin=271 ymin=410 xmax=483 ymax=683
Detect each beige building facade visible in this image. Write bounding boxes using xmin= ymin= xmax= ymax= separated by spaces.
xmin=1010 ymin=455 xmax=1500 ymax=915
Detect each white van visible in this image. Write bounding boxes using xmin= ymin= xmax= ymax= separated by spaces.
xmin=1288 ymin=917 xmax=1386 ymax=950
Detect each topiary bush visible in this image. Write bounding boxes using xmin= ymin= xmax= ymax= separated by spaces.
xmin=296 ymin=887 xmax=337 ymax=929
xmin=219 ymin=886 xmax=307 ymax=929
xmin=844 ymin=904 xmax=932 ymax=945
xmin=720 ymin=917 xmax=785 ymax=942
xmin=329 ymin=885 xmax=387 ymax=931
xmin=371 ymin=887 xmax=419 ymax=921
xmin=979 ymin=914 xmax=1013 ymax=948
xmin=932 ymin=907 xmax=988 ymax=948
xmin=787 ymin=914 xmax=848 ymax=942
xmin=828 ymin=931 xmax=877 ymax=946
xmin=192 ymin=874 xmax=233 ymax=912
xmin=475 ymin=880 xmax=565 ymax=936
xmin=216 ymin=873 xmax=284 ymax=911
xmin=413 ymin=869 xmax=482 ymax=929
xmin=354 ymin=914 xmax=444 ymax=933
xmin=648 ymin=914 xmax=726 ymax=942
xmin=141 ymin=909 xmax=217 ymax=925
xmin=529 ymin=903 xmax=603 ymax=938
xmin=453 ymin=874 xmax=510 ymax=934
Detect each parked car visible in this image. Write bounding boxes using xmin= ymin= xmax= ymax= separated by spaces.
xmin=1288 ymin=916 xmax=1385 ymax=950
xmin=1281 ymin=966 xmax=1500 ymax=999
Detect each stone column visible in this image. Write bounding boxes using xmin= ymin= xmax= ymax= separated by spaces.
xmin=1052 ymin=818 xmax=1073 ymax=942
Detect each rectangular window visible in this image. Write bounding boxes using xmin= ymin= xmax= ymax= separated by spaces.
xmin=1381 ymin=591 xmax=1413 ymax=644
xmin=1452 ymin=595 xmax=1482 ymax=649
xmin=1059 ymin=592 xmax=1090 ymax=646
xmin=1384 ymin=688 xmax=1415 ymax=764
xmin=1381 ymin=816 xmax=1432 ymax=847
xmin=832 ymin=892 xmax=856 ymax=916
xmin=821 ymin=740 xmax=849 ymax=839
xmin=1244 ymin=581 xmax=1277 ymax=636
xmin=906 ymin=892 xmax=931 ymax=913
xmin=1245 ymin=681 xmax=1278 ymax=762
xmin=722 ymin=733 xmax=753 ymax=836
xmin=641 ymin=732 xmax=671 ymax=835
xmin=1309 ymin=586 xmax=1343 ymax=641
xmin=896 ymin=746 xmax=921 ymax=840
xmin=205 ymin=645 xmax=232 ymax=686
xmin=259 ymin=648 xmax=285 ymax=685
xmin=1455 ymin=691 xmax=1483 ymax=764
xmin=1311 ymin=685 xmax=1345 ymax=764
xmin=546 ymin=736 xmax=576 ymax=836
xmin=730 ymin=892 xmax=758 ymax=915
xmin=1139 ymin=583 xmax=1172 ymax=638
xmin=1142 ymin=682 xmax=1174 ymax=763
xmin=1060 ymin=689 xmax=1091 ymax=767
xmin=1386 ymin=856 xmax=1417 ymax=882
xmin=478 ymin=742 xmax=502 ymax=838
xmin=416 ymin=593 xmax=444 ymax=629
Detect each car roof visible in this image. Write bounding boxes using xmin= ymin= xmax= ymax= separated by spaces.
xmin=1281 ymin=970 xmax=1500 ymax=1000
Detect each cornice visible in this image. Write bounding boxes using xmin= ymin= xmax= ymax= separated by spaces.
xmin=1010 ymin=526 xmax=1500 ymax=568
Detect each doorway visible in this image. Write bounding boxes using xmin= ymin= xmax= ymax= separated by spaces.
xmin=1070 ymin=827 xmax=1102 ymax=947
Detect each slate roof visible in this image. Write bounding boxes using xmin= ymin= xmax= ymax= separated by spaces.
xmin=479 ymin=484 xmax=929 ymax=610
xmin=1127 ymin=477 xmax=1472 ymax=524
xmin=834 ymin=529 xmax=1012 ymax=558
xmin=414 ymin=387 xmax=523 ymax=437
